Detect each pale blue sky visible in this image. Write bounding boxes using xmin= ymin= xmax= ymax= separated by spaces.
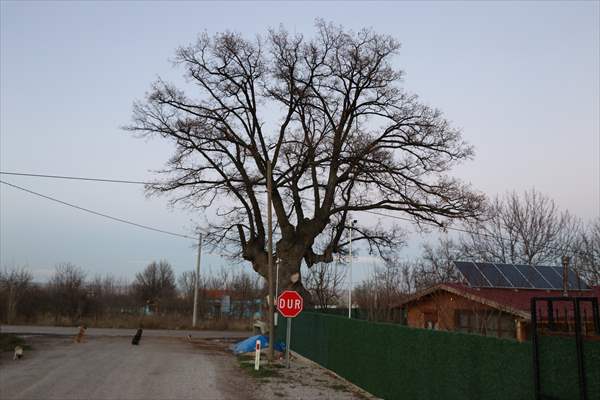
xmin=1 ymin=1 xmax=598 ymax=282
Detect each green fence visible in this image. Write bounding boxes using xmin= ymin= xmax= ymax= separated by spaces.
xmin=276 ymin=312 xmax=600 ymax=400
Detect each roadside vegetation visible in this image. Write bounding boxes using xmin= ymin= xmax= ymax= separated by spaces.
xmin=0 ymin=261 xmax=263 ymax=330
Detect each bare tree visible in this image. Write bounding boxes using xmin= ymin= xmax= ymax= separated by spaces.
xmin=126 ymin=21 xmax=484 ymax=298
xmin=48 ymin=263 xmax=87 ymax=323
xmin=0 ymin=265 xmax=33 ymax=324
xmin=229 ymin=270 xmax=263 ymax=318
xmin=354 ymin=259 xmax=411 ymax=321
xmin=413 ymin=237 xmax=462 ymax=290
xmin=304 ymin=262 xmax=346 ymax=310
xmin=460 ymin=189 xmax=580 ymax=266
xmin=133 ymin=260 xmax=176 ymax=311
xmin=178 ymin=270 xmax=196 ymax=300
xmin=576 ymin=218 xmax=600 ymax=286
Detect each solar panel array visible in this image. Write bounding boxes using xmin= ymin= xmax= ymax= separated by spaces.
xmin=453 ymin=261 xmax=591 ymax=291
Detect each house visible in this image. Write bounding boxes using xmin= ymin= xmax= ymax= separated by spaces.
xmin=393 ymin=261 xmax=599 ymax=341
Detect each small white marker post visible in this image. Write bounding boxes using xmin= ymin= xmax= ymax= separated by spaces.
xmin=254 ymin=339 xmax=261 ymax=370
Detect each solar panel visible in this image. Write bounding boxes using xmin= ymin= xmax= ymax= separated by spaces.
xmin=514 ymin=264 xmax=553 ymax=289
xmin=495 ymin=263 xmax=533 ymax=288
xmin=534 ymin=265 xmax=563 ymax=290
xmin=567 ymin=269 xmax=590 ymax=290
xmin=475 ymin=263 xmax=512 ymax=287
xmin=453 ymin=261 xmax=591 ymax=290
xmin=453 ymin=261 xmax=491 ymax=287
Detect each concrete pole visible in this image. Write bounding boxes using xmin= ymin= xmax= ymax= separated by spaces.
xmin=267 ymin=160 xmax=275 ymax=362
xmin=192 ymin=232 xmax=203 ymax=328
xmin=348 ymin=224 xmax=353 ymax=319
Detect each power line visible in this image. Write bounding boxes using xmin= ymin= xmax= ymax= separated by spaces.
xmin=0 ymin=180 xmax=195 ymax=240
xmin=0 ymin=171 xmax=148 ymax=185
xmin=1 ymin=170 xmax=594 ymax=259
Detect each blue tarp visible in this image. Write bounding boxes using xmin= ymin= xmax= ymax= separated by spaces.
xmin=232 ymin=335 xmax=285 ymax=354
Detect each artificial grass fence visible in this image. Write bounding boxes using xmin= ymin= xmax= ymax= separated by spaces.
xmin=275 ymin=312 xmax=600 ymax=400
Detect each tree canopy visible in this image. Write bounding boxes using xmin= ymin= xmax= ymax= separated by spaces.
xmin=126 ymin=21 xmax=483 ymax=295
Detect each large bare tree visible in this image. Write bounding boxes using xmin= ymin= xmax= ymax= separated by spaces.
xmin=126 ymin=21 xmax=483 ymax=298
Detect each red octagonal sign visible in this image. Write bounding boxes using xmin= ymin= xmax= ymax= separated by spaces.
xmin=277 ymin=290 xmax=304 ymax=318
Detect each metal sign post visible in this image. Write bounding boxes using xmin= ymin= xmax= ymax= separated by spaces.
xmin=285 ymin=317 xmax=292 ymax=368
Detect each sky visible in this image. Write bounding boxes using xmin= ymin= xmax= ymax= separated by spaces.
xmin=1 ymin=1 xmax=599 ymax=283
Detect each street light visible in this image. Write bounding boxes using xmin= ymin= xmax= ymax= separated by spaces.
xmin=348 ymin=219 xmax=357 ymax=319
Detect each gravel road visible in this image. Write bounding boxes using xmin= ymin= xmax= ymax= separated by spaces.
xmin=0 ymin=335 xmax=255 ymax=400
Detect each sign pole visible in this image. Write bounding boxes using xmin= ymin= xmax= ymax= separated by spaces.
xmin=285 ymin=317 xmax=292 ymax=368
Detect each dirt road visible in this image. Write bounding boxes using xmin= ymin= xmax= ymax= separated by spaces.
xmin=0 ymin=335 xmax=255 ymax=400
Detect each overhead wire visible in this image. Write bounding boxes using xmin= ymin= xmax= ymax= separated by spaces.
xmin=0 ymin=170 xmax=595 ymax=259
xmin=0 ymin=179 xmax=196 ymax=240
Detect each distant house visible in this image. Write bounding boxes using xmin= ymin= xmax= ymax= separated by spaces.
xmin=393 ymin=261 xmax=599 ymax=341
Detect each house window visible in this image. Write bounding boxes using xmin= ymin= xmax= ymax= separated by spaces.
xmin=455 ymin=310 xmax=515 ymax=338
xmin=456 ymin=310 xmax=477 ymax=333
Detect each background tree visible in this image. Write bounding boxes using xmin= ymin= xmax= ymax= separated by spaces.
xmin=48 ymin=263 xmax=87 ymax=323
xmin=460 ymin=189 xmax=580 ymax=266
xmin=0 ymin=265 xmax=33 ymax=324
xmin=353 ymin=259 xmax=412 ymax=321
xmin=413 ymin=237 xmax=462 ymax=290
xmin=133 ymin=260 xmax=176 ymax=311
xmin=575 ymin=218 xmax=600 ymax=286
xmin=304 ymin=262 xmax=346 ymax=310
xmin=126 ymin=21 xmax=484 ymax=298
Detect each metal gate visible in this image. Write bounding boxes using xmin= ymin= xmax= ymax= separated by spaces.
xmin=531 ymin=296 xmax=600 ymax=400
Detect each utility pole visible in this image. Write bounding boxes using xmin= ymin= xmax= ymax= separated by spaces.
xmin=192 ymin=231 xmax=203 ymax=328
xmin=267 ymin=160 xmax=275 ymax=362
xmin=348 ymin=219 xmax=357 ymax=319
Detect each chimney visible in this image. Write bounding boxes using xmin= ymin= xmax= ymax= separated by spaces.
xmin=562 ymin=256 xmax=570 ymax=297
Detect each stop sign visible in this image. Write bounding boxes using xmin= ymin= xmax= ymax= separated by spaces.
xmin=277 ymin=290 xmax=303 ymax=318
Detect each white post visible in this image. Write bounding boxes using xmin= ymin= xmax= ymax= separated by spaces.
xmin=254 ymin=339 xmax=261 ymax=370
xmin=192 ymin=232 xmax=203 ymax=328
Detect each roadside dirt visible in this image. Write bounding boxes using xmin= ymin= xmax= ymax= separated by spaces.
xmin=190 ymin=338 xmax=379 ymax=400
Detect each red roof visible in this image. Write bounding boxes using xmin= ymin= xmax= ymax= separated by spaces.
xmin=396 ymin=283 xmax=600 ymax=320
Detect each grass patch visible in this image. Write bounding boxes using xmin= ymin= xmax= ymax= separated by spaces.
xmin=0 ymin=334 xmax=31 ymax=351
xmin=238 ymin=358 xmax=283 ymax=379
